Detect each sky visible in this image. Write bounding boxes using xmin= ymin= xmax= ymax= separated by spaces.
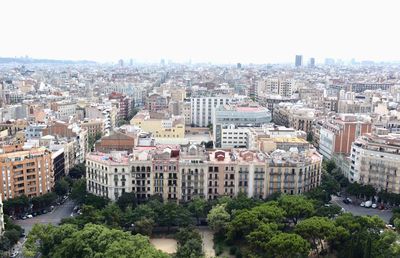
xmin=0 ymin=0 xmax=399 ymax=64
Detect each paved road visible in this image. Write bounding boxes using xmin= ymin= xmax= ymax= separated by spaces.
xmin=331 ymin=195 xmax=392 ymax=223
xmin=11 ymin=199 xmax=75 ymax=257
xmin=15 ymin=199 xmax=75 ymax=233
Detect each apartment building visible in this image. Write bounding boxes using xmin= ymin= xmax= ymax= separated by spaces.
xmin=273 ymin=103 xmax=317 ymax=133
xmin=109 ymin=92 xmax=132 ymax=120
xmin=319 ymin=114 xmax=372 ymax=159
xmin=130 ymin=111 xmax=185 ymax=139
xmin=349 ymin=133 xmax=400 ymax=193
xmin=50 ymin=101 xmax=77 ymax=121
xmin=86 ymin=145 xmax=322 ymax=202
xmin=0 ymin=145 xmax=54 ymax=201
xmin=257 ymin=78 xmax=295 ymax=98
xmin=81 ymin=119 xmax=104 ymax=137
xmin=146 ymin=93 xmax=169 ymax=112
xmin=346 ymin=83 xmax=393 ymax=93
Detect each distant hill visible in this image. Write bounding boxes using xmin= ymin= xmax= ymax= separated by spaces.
xmin=0 ymin=57 xmax=97 ymax=65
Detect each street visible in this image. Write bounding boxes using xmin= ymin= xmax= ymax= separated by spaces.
xmin=15 ymin=199 xmax=76 ymax=233
xmin=10 ymin=199 xmax=76 ymax=258
xmin=331 ymin=195 xmax=392 ymax=223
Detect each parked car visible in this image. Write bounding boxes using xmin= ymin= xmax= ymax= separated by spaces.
xmin=342 ymin=199 xmax=350 ymax=204
xmin=360 ymin=202 xmax=365 ymax=207
xmin=378 ymin=204 xmax=385 ymax=210
xmin=386 ymin=224 xmax=396 ymax=230
xmin=372 ymin=203 xmax=377 ymax=209
xmin=27 ymin=214 xmax=33 ymax=218
xmin=21 ymin=215 xmax=27 ymax=220
xmin=365 ymin=200 xmax=372 ymax=208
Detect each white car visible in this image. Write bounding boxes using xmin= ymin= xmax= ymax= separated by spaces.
xmin=372 ymin=203 xmax=377 ymax=209
xmin=27 ymin=214 xmax=33 ymax=218
xmin=360 ymin=202 xmax=365 ymax=207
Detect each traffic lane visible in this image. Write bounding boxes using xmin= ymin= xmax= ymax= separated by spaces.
xmin=331 ymin=196 xmax=392 ymax=223
xmin=15 ymin=199 xmax=75 ymax=233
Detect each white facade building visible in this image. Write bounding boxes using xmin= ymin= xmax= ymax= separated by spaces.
xmin=190 ymin=95 xmax=247 ymax=127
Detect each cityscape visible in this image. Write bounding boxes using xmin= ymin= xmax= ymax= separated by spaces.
xmin=1 ymin=1 xmax=400 ymax=258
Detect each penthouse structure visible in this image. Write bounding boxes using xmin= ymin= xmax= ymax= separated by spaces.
xmin=0 ymin=145 xmax=54 ymax=201
xmin=349 ymin=133 xmax=400 ymax=193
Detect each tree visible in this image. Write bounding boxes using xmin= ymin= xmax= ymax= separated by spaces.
xmin=3 ymin=194 xmax=29 ymax=215
xmin=55 ymin=178 xmax=70 ymax=197
xmin=157 ymin=201 xmax=192 ymax=232
xmin=116 ymin=192 xmax=138 ymax=211
xmin=278 ymin=195 xmax=315 ymax=225
xmin=132 ymin=203 xmax=156 ymax=222
xmin=306 ymin=132 xmax=313 ymax=143
xmin=175 ymin=239 xmax=204 ymax=258
xmin=320 ymin=173 xmax=340 ymax=196
xmin=251 ymin=202 xmax=286 ymax=224
xmin=371 ymin=230 xmax=400 ymax=258
xmin=315 ymin=204 xmax=342 ymax=219
xmin=295 ymin=216 xmax=338 ymax=254
xmin=332 ymin=213 xmax=386 ymax=258
xmin=69 ymin=163 xmax=86 ymax=179
xmin=70 ymin=178 xmax=87 ymax=203
xmin=324 ymin=160 xmax=336 ymax=174
xmin=175 ymin=227 xmax=204 ymax=258
xmin=207 ymin=203 xmax=230 ymax=233
xmin=175 ymin=226 xmax=202 ymax=246
xmin=227 ymin=210 xmax=260 ymax=240
xmin=24 ymin=223 xmax=169 ymax=258
xmin=266 ymin=233 xmax=310 ymax=258
xmin=246 ymin=222 xmax=279 ymax=254
xmin=225 ymin=192 xmax=259 ymax=213
xmin=101 ymin=203 xmax=123 ymax=228
xmin=31 ymin=192 xmax=58 ymax=211
xmin=304 ymin=187 xmax=331 ymax=205
xmin=188 ymin=197 xmax=207 ymax=225
xmin=134 ymin=218 xmax=155 ymax=236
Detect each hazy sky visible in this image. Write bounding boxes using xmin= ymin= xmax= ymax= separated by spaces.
xmin=1 ymin=0 xmax=399 ymax=63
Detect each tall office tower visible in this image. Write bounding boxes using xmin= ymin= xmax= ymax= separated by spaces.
xmin=237 ymin=63 xmax=242 ymax=69
xmin=118 ymin=59 xmax=124 ymax=67
xmin=309 ymin=58 xmax=315 ymax=68
xmin=295 ymin=55 xmax=303 ymax=67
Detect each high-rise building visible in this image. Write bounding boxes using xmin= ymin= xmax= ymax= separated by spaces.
xmin=0 ymin=145 xmax=54 ymax=201
xmin=295 ymin=55 xmax=303 ymax=67
xmin=309 ymin=58 xmax=315 ymax=68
